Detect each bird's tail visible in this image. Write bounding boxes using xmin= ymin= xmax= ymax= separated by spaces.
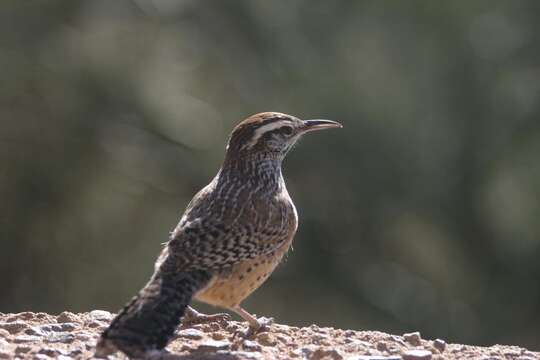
xmin=95 ymin=259 xmax=211 ymax=358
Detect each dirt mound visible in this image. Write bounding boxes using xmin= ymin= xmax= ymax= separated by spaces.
xmin=0 ymin=311 xmax=537 ymax=359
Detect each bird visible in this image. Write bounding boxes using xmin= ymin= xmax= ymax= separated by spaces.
xmin=95 ymin=112 xmax=342 ymax=358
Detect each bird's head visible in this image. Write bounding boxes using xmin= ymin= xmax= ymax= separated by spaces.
xmin=225 ymin=112 xmax=342 ymax=163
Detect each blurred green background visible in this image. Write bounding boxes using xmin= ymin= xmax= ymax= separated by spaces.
xmin=1 ymin=0 xmax=539 ymax=350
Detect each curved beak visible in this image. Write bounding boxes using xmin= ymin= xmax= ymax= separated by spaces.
xmin=302 ymin=119 xmax=343 ymax=133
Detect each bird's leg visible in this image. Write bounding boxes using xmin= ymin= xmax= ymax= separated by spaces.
xmin=231 ymin=306 xmax=273 ymax=336
xmin=181 ymin=306 xmax=231 ymax=326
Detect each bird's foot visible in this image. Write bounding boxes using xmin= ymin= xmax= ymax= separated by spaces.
xmin=242 ymin=316 xmax=274 ymax=338
xmin=230 ymin=306 xmax=274 ymax=338
xmin=182 ymin=306 xmax=231 ymax=326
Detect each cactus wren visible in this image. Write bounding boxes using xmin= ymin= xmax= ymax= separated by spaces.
xmin=96 ymin=112 xmax=342 ymax=358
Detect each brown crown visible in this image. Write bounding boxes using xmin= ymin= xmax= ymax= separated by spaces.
xmin=226 ymin=112 xmax=295 ymax=153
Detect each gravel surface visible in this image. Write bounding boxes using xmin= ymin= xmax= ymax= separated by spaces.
xmin=0 ymin=311 xmax=538 ymax=359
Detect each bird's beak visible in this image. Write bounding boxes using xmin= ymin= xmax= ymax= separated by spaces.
xmin=301 ymin=119 xmax=343 ymax=133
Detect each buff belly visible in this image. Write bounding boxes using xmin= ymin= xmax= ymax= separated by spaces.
xmin=194 ymin=242 xmax=290 ymax=308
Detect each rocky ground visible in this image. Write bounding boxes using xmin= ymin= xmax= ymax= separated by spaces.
xmin=0 ymin=311 xmax=538 ymax=360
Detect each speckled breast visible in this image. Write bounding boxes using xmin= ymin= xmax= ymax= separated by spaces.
xmin=195 ymin=188 xmax=298 ymax=309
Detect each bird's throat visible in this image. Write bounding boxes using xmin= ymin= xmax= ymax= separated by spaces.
xmin=220 ymin=156 xmax=284 ymax=190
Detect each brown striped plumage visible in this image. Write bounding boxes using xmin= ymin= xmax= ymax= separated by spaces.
xmin=96 ymin=112 xmax=342 ymax=358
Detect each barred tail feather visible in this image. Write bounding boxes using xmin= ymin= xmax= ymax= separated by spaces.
xmin=96 ymin=262 xmax=211 ymax=358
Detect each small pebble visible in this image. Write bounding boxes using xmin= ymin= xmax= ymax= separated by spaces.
xmin=276 ymin=334 xmax=291 ymax=344
xmin=390 ymin=335 xmax=409 ymax=347
xmin=256 ymin=332 xmax=277 ymax=346
xmin=44 ymin=324 xmax=64 ymax=332
xmin=211 ymin=332 xmax=225 ymax=340
xmin=403 ymin=331 xmax=422 ymax=346
xmin=343 ymin=339 xmax=371 ymax=353
xmin=89 ymin=310 xmax=113 ymax=322
xmin=58 ymin=323 xmax=77 ymax=332
xmin=0 ymin=321 xmax=29 ymax=334
xmin=14 ymin=312 xmax=34 ymax=321
xmin=225 ymin=323 xmax=241 ymax=333
xmin=290 ymin=349 xmax=302 ymax=357
xmin=25 ymin=326 xmax=47 ymax=337
xmin=376 ymin=341 xmax=388 ymax=352
xmin=0 ymin=351 xmax=10 ymax=359
xmin=433 ymin=338 xmax=446 ymax=352
xmin=219 ymin=350 xmax=263 ymax=359
xmin=243 ymin=340 xmax=262 ymax=351
xmin=311 ymin=334 xmax=330 ymax=346
xmin=36 ymin=313 xmax=54 ymax=322
xmin=44 ymin=333 xmax=75 ymax=344
xmin=296 ymin=345 xmax=317 ymax=358
xmin=504 ymin=349 xmax=522 ymax=357
xmin=309 ymin=348 xmax=343 ymax=360
xmin=13 ymin=335 xmax=41 ymax=343
xmin=75 ymin=332 xmax=94 ymax=341
xmin=86 ymin=320 xmax=107 ymax=329
xmin=0 ymin=329 xmax=10 ymax=338
xmin=195 ymin=339 xmax=230 ymax=352
xmin=402 ymin=349 xmax=432 ymax=360
xmin=58 ymin=356 xmax=75 ymax=360
xmin=14 ymin=345 xmax=32 ymax=354
xmin=26 ymin=323 xmax=73 ymax=336
xmin=56 ymin=312 xmax=80 ymax=324
xmin=34 ymin=355 xmax=51 ymax=360
xmin=68 ymin=348 xmax=83 ymax=357
xmin=177 ymin=328 xmax=204 ymax=340
xmin=38 ymin=347 xmax=63 ymax=357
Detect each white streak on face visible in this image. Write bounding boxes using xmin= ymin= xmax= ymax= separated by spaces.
xmin=243 ymin=120 xmax=291 ymax=149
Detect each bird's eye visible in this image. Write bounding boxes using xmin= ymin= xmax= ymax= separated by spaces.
xmin=280 ymin=126 xmax=293 ymax=135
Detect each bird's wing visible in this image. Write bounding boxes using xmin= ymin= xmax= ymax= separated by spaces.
xmin=166 ymin=217 xmax=288 ymax=271
xmin=164 ymin=179 xmax=296 ymax=271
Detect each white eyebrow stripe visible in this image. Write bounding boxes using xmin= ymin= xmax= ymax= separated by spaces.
xmin=243 ymin=120 xmax=290 ymax=149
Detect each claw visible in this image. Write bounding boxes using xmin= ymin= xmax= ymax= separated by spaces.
xmin=230 ymin=306 xmax=274 ymax=338
xmin=233 ymin=316 xmax=273 ymax=338
xmin=245 ymin=316 xmax=273 ymax=337
xmin=182 ymin=306 xmax=231 ymax=326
